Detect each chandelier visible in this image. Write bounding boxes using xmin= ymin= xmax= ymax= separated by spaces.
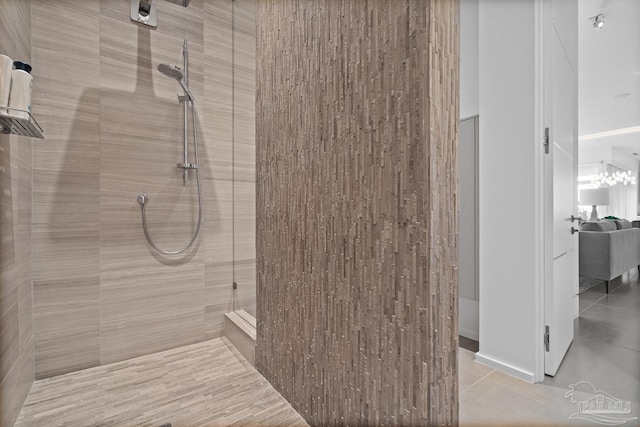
xmin=591 ymin=170 xmax=636 ymax=187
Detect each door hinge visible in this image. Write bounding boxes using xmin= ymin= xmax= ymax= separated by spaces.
xmin=544 ymin=325 xmax=550 ymax=352
xmin=543 ymin=127 xmax=550 ymax=154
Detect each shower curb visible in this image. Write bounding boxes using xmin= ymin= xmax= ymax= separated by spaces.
xmin=224 ymin=310 xmax=256 ymax=366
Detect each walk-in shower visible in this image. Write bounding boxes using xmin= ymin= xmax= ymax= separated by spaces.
xmin=137 ymin=39 xmax=203 ymax=255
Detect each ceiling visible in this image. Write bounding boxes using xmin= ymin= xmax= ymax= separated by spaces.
xmin=578 ymin=0 xmax=640 ymax=142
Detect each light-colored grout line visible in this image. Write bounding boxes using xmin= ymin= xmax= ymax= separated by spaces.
xmin=461 ymin=368 xmax=496 ymax=393
xmin=461 ymin=369 xmax=573 ymax=420
xmin=578 ymin=275 xmax=632 ymax=316
xmin=578 ymin=292 xmax=608 ymax=315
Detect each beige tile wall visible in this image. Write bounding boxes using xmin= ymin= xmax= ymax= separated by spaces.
xmin=0 ymin=0 xmax=35 ymax=425
xmin=31 ymin=0 xmax=256 ymax=379
xmin=256 ymin=1 xmax=459 ymax=425
xmin=31 ymin=0 xmax=101 ymax=379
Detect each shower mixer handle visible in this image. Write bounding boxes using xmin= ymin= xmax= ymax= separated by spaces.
xmin=177 ymin=162 xmax=198 ymax=170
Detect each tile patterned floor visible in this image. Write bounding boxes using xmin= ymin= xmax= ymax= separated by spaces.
xmin=15 ymin=274 xmax=640 ymax=426
xmin=460 ymin=273 xmax=640 ymax=426
xmin=15 ymin=338 xmax=307 ymax=427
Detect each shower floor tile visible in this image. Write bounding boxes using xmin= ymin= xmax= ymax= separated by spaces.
xmin=15 ymin=338 xmax=308 ymax=427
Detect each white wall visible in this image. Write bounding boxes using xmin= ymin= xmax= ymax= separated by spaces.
xmin=460 ymin=0 xmax=479 ymax=119
xmin=579 ymin=140 xmax=611 ymax=165
xmin=477 ymin=0 xmax=539 ymax=381
xmin=581 ymin=142 xmax=639 ymax=171
xmin=611 ymin=147 xmax=639 ymax=173
xmin=458 ymin=0 xmax=481 ymax=341
xmin=578 ymin=0 xmax=640 ymax=137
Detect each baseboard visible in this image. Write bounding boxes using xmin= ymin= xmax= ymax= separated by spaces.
xmin=459 ymin=326 xmax=479 ymax=341
xmin=224 ymin=310 xmax=256 ymax=366
xmin=474 ymin=352 xmax=535 ymax=383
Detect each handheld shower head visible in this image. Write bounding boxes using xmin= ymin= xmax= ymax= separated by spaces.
xmin=158 ymin=63 xmax=183 ymax=80
xmin=157 ymin=63 xmax=194 ymax=102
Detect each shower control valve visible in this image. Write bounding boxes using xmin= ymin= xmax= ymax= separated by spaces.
xmin=177 ymin=162 xmax=198 ymax=170
xmin=137 ymin=193 xmax=149 ymax=205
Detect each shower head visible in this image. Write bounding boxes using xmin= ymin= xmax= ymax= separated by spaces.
xmin=158 ymin=63 xmax=183 ymax=80
xmin=157 ymin=63 xmax=194 ymax=102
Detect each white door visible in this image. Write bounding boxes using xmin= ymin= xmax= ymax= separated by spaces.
xmin=543 ymin=0 xmax=579 ymax=377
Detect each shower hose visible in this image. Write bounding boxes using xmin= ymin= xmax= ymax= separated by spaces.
xmin=138 ymin=100 xmax=203 ymax=255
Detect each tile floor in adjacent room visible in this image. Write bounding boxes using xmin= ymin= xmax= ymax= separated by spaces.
xmin=15 ymin=274 xmax=640 ymax=426
xmin=460 ymin=274 xmax=640 ymax=426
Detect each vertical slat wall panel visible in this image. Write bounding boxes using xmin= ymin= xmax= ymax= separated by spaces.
xmin=256 ymin=1 xmax=459 ymax=425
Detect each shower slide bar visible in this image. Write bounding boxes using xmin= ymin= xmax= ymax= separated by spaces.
xmin=137 ymin=39 xmax=203 ymax=255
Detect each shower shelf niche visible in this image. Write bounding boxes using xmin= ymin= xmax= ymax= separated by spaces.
xmin=0 ymin=105 xmax=44 ymax=139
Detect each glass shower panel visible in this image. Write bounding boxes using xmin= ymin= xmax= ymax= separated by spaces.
xmin=232 ymin=0 xmax=256 ymax=317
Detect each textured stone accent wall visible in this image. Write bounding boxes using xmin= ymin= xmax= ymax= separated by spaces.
xmin=256 ymin=1 xmax=459 ymax=425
